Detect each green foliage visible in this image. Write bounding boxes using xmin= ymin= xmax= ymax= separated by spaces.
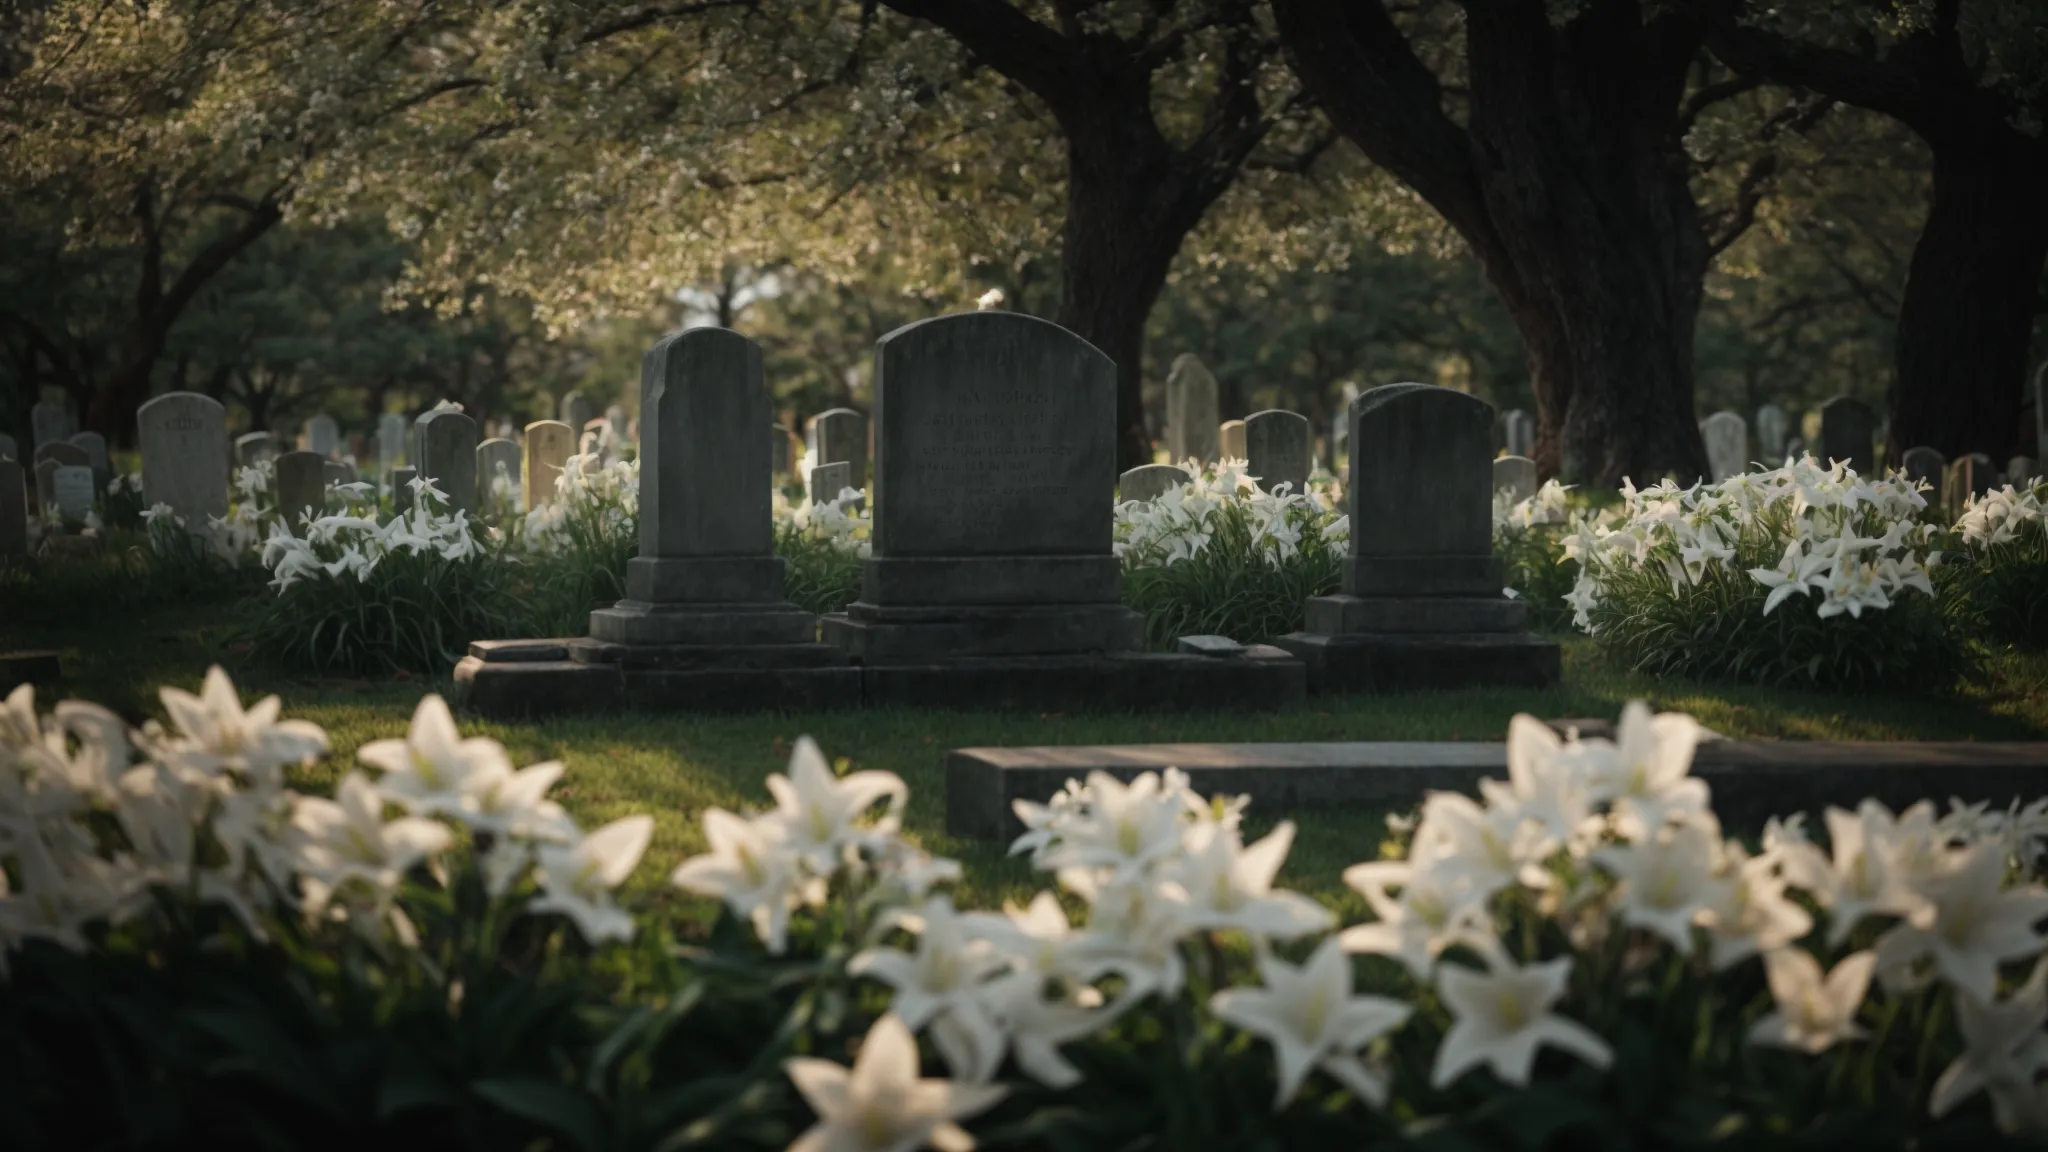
xmin=1497 ymin=527 xmax=1579 ymax=634
xmin=247 ymin=542 xmax=522 ymax=676
xmin=1942 ymin=520 xmax=2048 ymax=651
xmin=1121 ymin=501 xmax=1344 ymax=649
xmin=0 ymin=526 xmax=260 ymax=620
xmin=775 ymin=524 xmax=863 ymax=618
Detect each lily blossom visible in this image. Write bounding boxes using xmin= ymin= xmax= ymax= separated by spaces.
xmin=1211 ymin=935 xmax=1412 ymax=1108
xmin=1431 ymin=953 xmax=1612 ymax=1088
xmin=783 ymin=1014 xmax=1006 ymax=1152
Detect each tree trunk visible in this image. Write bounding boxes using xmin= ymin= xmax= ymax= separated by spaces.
xmin=1886 ymin=133 xmax=2048 ymax=463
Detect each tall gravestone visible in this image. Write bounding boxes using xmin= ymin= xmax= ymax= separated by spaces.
xmin=1219 ymin=419 xmax=1247 ymax=462
xmin=0 ymin=433 xmax=15 ymax=462
xmin=1166 ymin=354 xmax=1220 ymax=465
xmin=1492 ymin=455 xmax=1538 ymax=504
xmin=1244 ymin=409 xmax=1311 ymax=495
xmin=1119 ymin=464 xmax=1193 ymax=504
xmin=30 ymin=400 xmax=70 ymax=453
xmin=138 ymin=393 xmax=229 ymax=527
xmin=477 ymin=438 xmax=521 ymax=507
xmin=68 ymin=432 xmax=109 ymax=493
xmin=560 ymin=392 xmax=597 ymax=441
xmin=416 ymin=410 xmax=479 ymax=515
xmin=235 ymin=431 xmax=277 ymax=468
xmin=304 ymin=414 xmax=339 ymax=458
xmin=1820 ymin=397 xmax=1880 ymax=473
xmin=274 ymin=451 xmax=327 ymax=529
xmin=1502 ymin=409 xmax=1535 ymax=458
xmin=1755 ymin=404 xmax=1789 ymax=464
xmin=807 ymin=408 xmax=867 ymax=492
xmin=1902 ymin=446 xmax=1946 ymax=501
xmin=1274 ymin=384 xmax=1559 ymax=692
xmin=0 ymin=460 xmax=26 ymax=558
xmin=1701 ymin=411 xmax=1748 ymax=482
xmin=523 ymin=420 xmax=573 ymax=509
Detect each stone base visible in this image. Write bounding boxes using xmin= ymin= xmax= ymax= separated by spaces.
xmin=454 ymin=638 xmax=861 ymax=716
xmin=1305 ymin=594 xmax=1526 ymax=634
xmin=861 ymin=555 xmax=1120 ymax=606
xmin=1344 ymin=554 xmax=1502 ymax=597
xmin=1272 ymin=630 xmax=1560 ymax=693
xmin=822 ymin=602 xmax=1145 ymax=660
xmin=625 ymin=555 xmax=785 ymax=602
xmin=857 ymin=651 xmax=1304 ymax=712
xmin=589 ymin=600 xmax=818 ymax=645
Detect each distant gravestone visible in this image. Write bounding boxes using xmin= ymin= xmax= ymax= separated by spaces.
xmin=1755 ymin=403 xmax=1789 ymax=464
xmin=416 ymin=410 xmax=479 ymax=515
xmin=378 ymin=412 xmax=408 ymax=471
xmin=273 ymin=451 xmax=327 ymax=529
xmin=30 ymin=400 xmax=70 ymax=452
xmin=771 ymin=425 xmax=790 ymax=478
xmin=808 ymin=460 xmax=853 ymax=505
xmin=67 ymin=432 xmax=109 ymax=492
xmin=392 ymin=466 xmax=418 ymax=515
xmin=0 ymin=460 xmax=25 ymax=557
xmin=2009 ymin=457 xmax=2038 ymax=487
xmin=1331 ymin=382 xmax=1359 ymax=480
xmin=522 ymin=420 xmax=574 ymax=509
xmin=477 ymin=437 xmax=520 ymax=506
xmin=0 ymin=433 xmax=15 ymax=462
xmin=1166 ymin=354 xmax=1220 ymax=465
xmin=322 ymin=459 xmax=357 ymax=487
xmin=1219 ymin=419 xmax=1247 ymax=461
xmin=1701 ymin=411 xmax=1748 ymax=482
xmin=235 ymin=431 xmax=278 ymax=468
xmin=51 ymin=465 xmax=94 ymax=523
xmin=807 ymin=408 xmax=867 ymax=492
xmin=138 ymin=393 xmax=229 ymax=526
xmin=1820 ymin=397 xmax=1880 ymax=474
xmin=1244 ymin=409 xmax=1312 ymax=495
xmin=1901 ymin=446 xmax=1946 ymax=500
xmin=1502 ymin=409 xmax=1535 ymax=458
xmin=1492 ymin=454 xmax=1538 ymax=504
xmin=33 ymin=442 xmax=89 ymax=514
xmin=304 ymin=414 xmax=339 ymax=458
xmin=605 ymin=404 xmax=629 ymax=445
xmin=1119 ymin=463 xmax=1192 ymax=504
xmin=560 ymin=391 xmax=596 ymax=440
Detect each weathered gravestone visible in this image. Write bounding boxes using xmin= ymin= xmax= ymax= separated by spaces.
xmin=1902 ymin=446 xmax=1946 ymax=501
xmin=235 ymin=431 xmax=277 ymax=468
xmin=416 ymin=410 xmax=479 ymax=515
xmin=807 ymin=461 xmax=852 ymax=506
xmin=1165 ymin=354 xmax=1220 ymax=465
xmin=1273 ymin=384 xmax=1560 ymax=693
xmin=1492 ymin=455 xmax=1538 ymax=504
xmin=523 ymin=420 xmax=573 ymax=510
xmin=819 ymin=311 xmax=1301 ymax=710
xmin=477 ymin=438 xmax=521 ymax=507
xmin=1502 ymin=409 xmax=1535 ymax=458
xmin=0 ymin=460 xmax=25 ymax=557
xmin=273 ymin=451 xmax=327 ymax=529
xmin=0 ymin=433 xmax=15 ymax=462
xmin=1702 ymin=411 xmax=1749 ymax=481
xmin=1119 ymin=464 xmax=1193 ymax=504
xmin=1219 ymin=419 xmax=1247 ymax=462
xmin=68 ymin=432 xmax=109 ymax=493
xmin=560 ymin=392 xmax=597 ymax=441
xmin=33 ymin=443 xmax=89 ymax=518
xmin=806 ymin=408 xmax=867 ymax=492
xmin=456 ymin=327 xmax=860 ymax=716
xmin=392 ymin=467 xmax=418 ymax=515
xmin=51 ymin=465 xmax=94 ymax=523
xmin=1820 ymin=397 xmax=1879 ymax=473
xmin=378 ymin=413 xmax=408 ymax=471
xmin=30 ymin=400 xmax=70 ymax=452
xmin=1756 ymin=403 xmax=1789 ymax=464
xmin=138 ymin=393 xmax=229 ymax=527
xmin=1245 ymin=409 xmax=1312 ymax=495
xmin=304 ymin=414 xmax=339 ymax=458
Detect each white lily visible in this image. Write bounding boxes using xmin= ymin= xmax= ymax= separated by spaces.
xmin=1338 ymin=860 xmax=1489 ymax=982
xmin=1746 ymin=949 xmax=1874 ymax=1053
xmin=1588 ymin=701 xmax=1708 ymax=840
xmin=354 ymin=694 xmax=512 ymax=818
xmin=291 ymin=772 xmax=452 ymax=910
xmin=1211 ymin=935 xmax=1412 ymax=1108
xmin=850 ymin=897 xmax=1007 ymax=1035
xmin=784 ymin=1014 xmax=1006 ymax=1152
xmin=528 ymin=814 xmax=654 ymax=944
xmin=1930 ymin=959 xmax=2048 ymax=1133
xmin=1431 ymin=953 xmax=1612 ymax=1088
xmin=1592 ymin=818 xmax=1729 ymax=955
xmin=1161 ymin=820 xmax=1333 ymax=941
xmin=766 ymin=736 xmax=907 ymax=874
xmin=1031 ymin=770 xmax=1189 ymax=882
xmin=671 ymin=807 xmax=816 ymax=954
xmin=1873 ymin=843 xmax=2048 ymax=1004
xmin=158 ymin=665 xmax=328 ymax=783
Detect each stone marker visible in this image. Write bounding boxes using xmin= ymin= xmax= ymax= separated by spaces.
xmin=322 ymin=459 xmax=357 ymax=488
xmin=51 ymin=465 xmax=94 ymax=523
xmin=2009 ymin=457 xmax=2037 ymax=487
xmin=1244 ymin=409 xmax=1311 ymax=495
xmin=33 ymin=442 xmax=89 ymax=515
xmin=1755 ymin=403 xmax=1789 ymax=464
xmin=1273 ymin=383 xmax=1559 ymax=692
xmin=1820 ymin=396 xmax=1880 ymax=473
xmin=806 ymin=408 xmax=867 ymax=492
xmin=771 ymin=424 xmax=790 ymax=478
xmin=378 ymin=413 xmax=408 ymax=471
xmin=605 ymin=404 xmax=628 ymax=446
xmin=523 ymin=420 xmax=573 ymax=509
xmin=1901 ymin=446 xmax=1945 ymax=501
xmin=235 ymin=431 xmax=278 ymax=468
xmin=1701 ymin=411 xmax=1748 ymax=481
xmin=392 ymin=466 xmax=418 ymax=515
xmin=138 ymin=393 xmax=229 ymax=526
xmin=560 ymin=391 xmax=596 ymax=440
xmin=273 ymin=451 xmax=327 ymax=528
xmin=1218 ymin=419 xmax=1247 ymax=461
xmin=30 ymin=400 xmax=70 ymax=452
xmin=415 ymin=409 xmax=479 ymax=515
xmin=1119 ymin=463 xmax=1193 ymax=504
xmin=1165 ymin=353 xmax=1220 ymax=465
xmin=0 ymin=460 xmax=25 ymax=557
xmin=476 ymin=437 xmax=520 ymax=507
xmin=1492 ymin=455 xmax=1537 ymax=504
xmin=304 ymin=414 xmax=339 ymax=458
xmin=68 ymin=432 xmax=109 ymax=492
xmin=1502 ymin=409 xmax=1535 ymax=458
xmin=0 ymin=433 xmax=14 ymax=462
xmin=808 ymin=460 xmax=852 ymax=506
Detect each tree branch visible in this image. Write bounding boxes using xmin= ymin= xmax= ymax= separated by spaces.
xmin=1689 ymin=0 xmax=1925 ymax=128
xmin=876 ymin=0 xmax=1079 ymax=117
xmin=1707 ymin=151 xmax=1775 ymax=257
xmin=1676 ymin=73 xmax=1761 ymax=139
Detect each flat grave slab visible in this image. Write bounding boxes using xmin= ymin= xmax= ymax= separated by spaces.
xmin=944 ymin=737 xmax=2048 ymax=839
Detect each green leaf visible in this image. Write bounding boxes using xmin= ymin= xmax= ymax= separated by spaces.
xmin=471 ymin=1076 xmax=606 ymax=1152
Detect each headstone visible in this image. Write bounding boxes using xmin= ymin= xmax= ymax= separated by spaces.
xmin=1219 ymin=419 xmax=1247 ymax=462
xmin=1701 ymin=411 xmax=1748 ymax=482
xmin=30 ymin=400 xmax=70 ymax=452
xmin=415 ymin=410 xmax=479 ymax=515
xmin=137 ymin=393 xmax=229 ymax=526
xmin=1901 ymin=446 xmax=1945 ymax=501
xmin=235 ymin=431 xmax=277 ymax=468
xmin=1244 ymin=409 xmax=1312 ymax=495
xmin=1492 ymin=455 xmax=1538 ymax=504
xmin=273 ymin=451 xmax=327 ymax=529
xmin=32 ymin=442 xmax=89 ymax=514
xmin=0 ymin=433 xmax=14 ymax=462
xmin=67 ymin=432 xmax=109 ymax=492
xmin=378 ymin=412 xmax=408 ymax=471
xmin=2009 ymin=457 xmax=2037 ymax=487
xmin=322 ymin=459 xmax=357 ymax=487
xmin=808 ymin=460 xmax=852 ymax=505
xmin=820 ymin=311 xmax=1144 ymax=661
xmin=392 ymin=466 xmax=418 ymax=515
xmin=560 ymin=391 xmax=596 ymax=439
xmin=0 ymin=460 xmax=25 ymax=557
xmin=605 ymin=404 xmax=628 ymax=444
xmin=50 ymin=465 xmax=94 ymax=523
xmin=1119 ymin=464 xmax=1192 ymax=504
xmin=476 ymin=437 xmax=521 ymax=506
xmin=304 ymin=414 xmax=339 ymax=458
xmin=1755 ymin=403 xmax=1789 ymax=464
xmin=807 ymin=408 xmax=867 ymax=492
xmin=1502 ymin=409 xmax=1535 ymax=458
xmin=771 ymin=424 xmax=790 ymax=478
xmin=1165 ymin=354 xmax=1220 ymax=465
xmin=1272 ymin=384 xmax=1560 ymax=692
xmin=522 ymin=420 xmax=574 ymax=509
xmin=1819 ymin=397 xmax=1879 ymax=474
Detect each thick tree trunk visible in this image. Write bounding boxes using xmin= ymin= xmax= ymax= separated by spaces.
xmin=1886 ymin=134 xmax=2048 ymax=463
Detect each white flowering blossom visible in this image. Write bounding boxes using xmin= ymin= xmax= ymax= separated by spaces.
xmin=1115 ymin=458 xmax=1343 ymax=568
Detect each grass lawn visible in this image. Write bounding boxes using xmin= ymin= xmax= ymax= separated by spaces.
xmin=9 ymin=587 xmax=2048 ymax=915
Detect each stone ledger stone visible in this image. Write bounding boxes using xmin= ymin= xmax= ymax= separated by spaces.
xmin=416 ymin=410 xmax=479 ymax=515
xmin=1273 ymin=383 xmax=1559 ymax=693
xmin=1820 ymin=396 xmax=1880 ymax=473
xmin=808 ymin=461 xmax=852 ymax=505
xmin=1244 ymin=409 xmax=1310 ymax=495
xmin=523 ymin=420 xmax=574 ymax=509
xmin=0 ymin=460 xmax=26 ymax=557
xmin=1165 ymin=354 xmax=1219 ymax=465
xmin=1119 ymin=464 xmax=1191 ymax=504
xmin=137 ymin=393 xmax=229 ymax=527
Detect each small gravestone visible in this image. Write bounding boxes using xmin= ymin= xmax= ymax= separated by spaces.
xmin=1273 ymin=383 xmax=1560 ymax=693
xmin=807 ymin=408 xmax=867 ymax=491
xmin=1492 ymin=455 xmax=1538 ymax=504
xmin=1244 ymin=409 xmax=1311 ymax=495
xmin=560 ymin=392 xmax=596 ymax=441
xmin=235 ymin=431 xmax=277 ymax=468
xmin=1219 ymin=419 xmax=1247 ymax=461
xmin=392 ymin=466 xmax=418 ymax=515
xmin=1502 ymin=409 xmax=1535 ymax=458
xmin=0 ymin=433 xmax=15 ymax=462
xmin=1755 ymin=403 xmax=1789 ymax=464
xmin=1901 ymin=447 xmax=1946 ymax=500
xmin=522 ymin=420 xmax=573 ymax=509
xmin=1119 ymin=463 xmax=1193 ymax=504
xmin=807 ymin=460 xmax=852 ymax=506
xmin=30 ymin=400 xmax=70 ymax=452
xmin=2009 ymin=457 xmax=2037 ymax=487
xmin=476 ymin=438 xmax=520 ymax=507
xmin=273 ymin=451 xmax=327 ymax=529
xmin=1701 ymin=411 xmax=1748 ymax=481
xmin=68 ymin=432 xmax=109 ymax=493
xmin=33 ymin=442 xmax=89 ymax=515
xmin=378 ymin=413 xmax=408 ymax=471
xmin=138 ymin=393 xmax=229 ymax=526
xmin=51 ymin=465 xmax=94 ymax=523
xmin=1166 ymin=354 xmax=1220 ymax=465
xmin=1820 ymin=397 xmax=1880 ymax=473
xmin=34 ymin=441 xmax=88 ymax=470
xmin=416 ymin=410 xmax=479 ymax=515
xmin=304 ymin=414 xmax=339 ymax=458
xmin=0 ymin=460 xmax=26 ymax=557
